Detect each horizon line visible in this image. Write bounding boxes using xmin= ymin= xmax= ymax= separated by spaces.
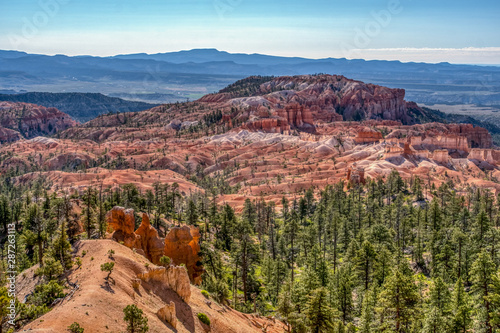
xmin=2 ymin=47 xmax=500 ymax=67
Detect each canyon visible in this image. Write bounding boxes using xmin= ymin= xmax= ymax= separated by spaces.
xmin=2 ymin=74 xmax=500 ymax=208
xmin=9 ymin=74 xmax=500 ymax=333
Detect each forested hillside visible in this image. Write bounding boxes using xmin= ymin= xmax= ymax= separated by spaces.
xmin=1 ymin=171 xmax=499 ymax=332
xmin=0 ymin=92 xmax=157 ymax=122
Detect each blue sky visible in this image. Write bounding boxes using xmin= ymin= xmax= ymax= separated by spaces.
xmin=0 ymin=0 xmax=499 ymax=63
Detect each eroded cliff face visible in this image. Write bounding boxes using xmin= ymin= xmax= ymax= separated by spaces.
xmin=0 ymin=101 xmax=76 ymax=142
xmin=107 ymin=207 xmax=138 ymax=248
xmin=354 ymin=127 xmax=383 ymax=144
xmin=164 ymin=226 xmax=203 ymax=285
xmin=135 ymin=213 xmax=165 ymax=264
xmin=138 ymin=266 xmax=191 ymax=303
xmin=106 ymin=206 xmax=203 ymax=284
xmin=448 ymin=124 xmax=492 ymax=148
xmin=199 ymin=74 xmax=423 ymax=134
xmin=382 ymin=122 xmax=493 ymax=154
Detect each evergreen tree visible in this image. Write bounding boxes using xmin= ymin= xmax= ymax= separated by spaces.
xmin=359 ymin=287 xmax=378 ymax=333
xmin=355 ymin=240 xmax=377 ymax=290
xmin=470 ymin=251 xmax=495 ymax=333
xmin=305 ymin=287 xmax=334 ymax=333
xmin=422 ymin=277 xmax=452 ymax=333
xmin=25 ymin=203 xmax=45 ymax=266
xmin=123 ymin=304 xmax=149 ymax=333
xmin=378 ymin=262 xmax=420 ymax=332
xmin=331 ymin=264 xmax=354 ymax=325
xmin=451 ymin=278 xmax=472 ymax=333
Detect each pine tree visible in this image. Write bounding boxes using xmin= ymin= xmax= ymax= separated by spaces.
xmin=359 ymin=287 xmax=378 ymax=333
xmin=331 ymin=264 xmax=354 ymax=325
xmin=123 ymin=304 xmax=149 ymax=333
xmin=470 ymin=251 xmax=495 ymax=333
xmin=451 ymin=278 xmax=472 ymax=333
xmin=489 ymin=272 xmax=500 ymax=330
xmin=355 ymin=240 xmax=377 ymax=290
xmin=186 ymin=199 xmax=198 ymax=225
xmin=473 ymin=209 xmax=490 ymax=249
xmin=378 ymin=262 xmax=420 ymax=332
xmin=305 ymin=287 xmax=334 ymax=333
xmin=0 ymin=195 xmax=11 ymax=234
xmin=422 ymin=277 xmax=452 ymax=332
xmin=25 ymin=203 xmax=45 ymax=266
xmin=50 ymin=219 xmax=73 ymax=270
xmin=277 ymin=283 xmax=294 ymax=332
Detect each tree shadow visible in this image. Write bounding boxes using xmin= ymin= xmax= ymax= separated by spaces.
xmin=141 ymin=281 xmax=195 ymax=333
xmin=100 ymin=280 xmax=115 ymax=293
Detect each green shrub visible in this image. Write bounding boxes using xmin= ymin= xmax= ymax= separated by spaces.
xmin=75 ymin=257 xmax=82 ymax=268
xmin=36 ymin=257 xmax=63 ymax=281
xmin=159 ymin=255 xmax=171 ymax=267
xmin=68 ymin=322 xmax=84 ymax=333
xmin=197 ymin=312 xmax=210 ymax=326
xmin=17 ymin=303 xmax=49 ymax=322
xmin=123 ymin=304 xmax=149 ymax=333
xmin=30 ymin=280 xmax=65 ymax=306
xmin=201 ymin=290 xmax=210 ymax=298
xmin=100 ymin=262 xmax=115 ymax=280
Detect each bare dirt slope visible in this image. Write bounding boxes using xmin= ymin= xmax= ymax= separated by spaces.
xmin=18 ymin=240 xmax=286 ymax=333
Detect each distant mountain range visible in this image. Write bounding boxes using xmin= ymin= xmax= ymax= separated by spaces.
xmin=0 ymin=92 xmax=158 ymax=122
xmin=1 ymin=48 xmax=500 ymax=108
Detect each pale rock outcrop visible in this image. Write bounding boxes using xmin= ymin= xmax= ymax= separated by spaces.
xmin=138 ymin=266 xmax=191 ymax=303
xmin=157 ymin=301 xmax=177 ymax=329
xmin=384 ymin=144 xmax=405 ymax=159
xmin=432 ymin=149 xmax=450 ymax=164
xmin=468 ymin=149 xmax=500 ymax=164
xmin=354 ymin=127 xmax=383 ymax=144
xmin=410 ymin=135 xmax=469 ymax=152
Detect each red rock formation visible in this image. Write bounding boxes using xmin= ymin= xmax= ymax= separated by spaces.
xmin=0 ymin=127 xmax=22 ymax=143
xmin=199 ymin=75 xmax=423 ymax=133
xmin=135 ymin=213 xmax=165 ymax=264
xmin=164 ymin=226 xmax=203 ymax=285
xmin=468 ymin=149 xmax=500 ymax=164
xmin=44 ymin=152 xmax=93 ymax=170
xmin=275 ymin=103 xmax=315 ymax=131
xmin=106 ymin=206 xmax=203 ymax=284
xmin=432 ymin=149 xmax=450 ymax=164
xmin=448 ymin=124 xmax=492 ymax=148
xmin=106 ymin=206 xmax=138 ymax=248
xmin=410 ymin=134 xmax=469 ymax=152
xmin=257 ymin=75 xmax=414 ymax=124
xmin=403 ymin=142 xmax=413 ymax=155
xmin=0 ymin=101 xmax=76 ymax=141
xmin=346 ymin=164 xmax=365 ymax=184
xmin=242 ymin=118 xmax=290 ymax=133
xmin=354 ymin=127 xmax=383 ymax=144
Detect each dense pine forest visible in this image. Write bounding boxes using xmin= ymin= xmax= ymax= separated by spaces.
xmin=1 ymin=171 xmax=500 ymax=332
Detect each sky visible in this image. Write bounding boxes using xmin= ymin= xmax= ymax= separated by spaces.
xmin=0 ymin=0 xmax=499 ymax=64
